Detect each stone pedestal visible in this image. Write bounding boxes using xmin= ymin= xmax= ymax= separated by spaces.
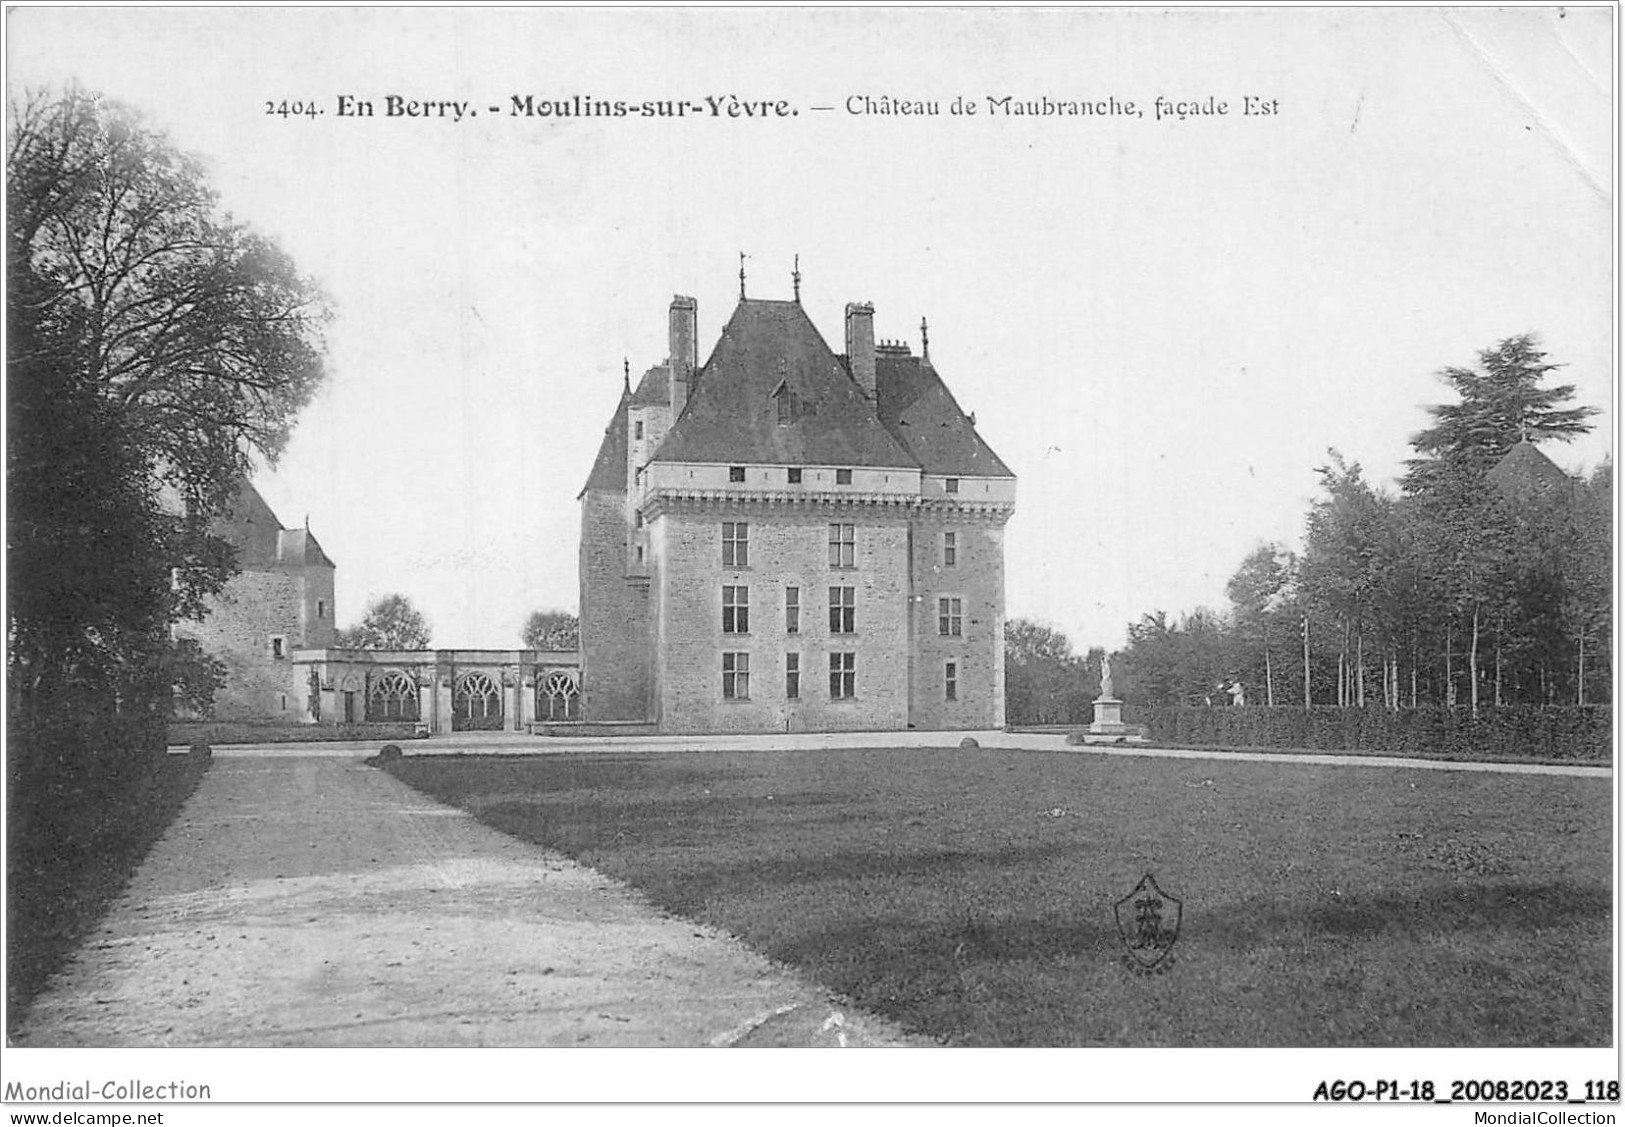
xmin=1089 ymin=696 xmax=1132 ymax=736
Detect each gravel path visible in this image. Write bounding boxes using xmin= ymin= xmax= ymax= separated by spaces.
xmin=14 ymin=754 xmax=915 ymax=1047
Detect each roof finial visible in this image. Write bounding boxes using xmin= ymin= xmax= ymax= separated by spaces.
xmin=623 ymin=357 xmax=630 ymax=394
xmin=739 ymin=251 xmax=747 ymax=300
xmin=792 ymin=254 xmax=801 ymax=303
xmin=920 ymin=316 xmax=930 ymax=362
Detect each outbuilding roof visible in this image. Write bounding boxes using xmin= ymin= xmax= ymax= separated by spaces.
xmin=1486 ymin=438 xmax=1573 ymax=501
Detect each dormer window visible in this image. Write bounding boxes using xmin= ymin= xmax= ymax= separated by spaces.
xmin=836 ymin=468 xmax=853 ymax=485
xmin=729 ymin=466 xmax=746 ymax=483
xmin=772 ymin=380 xmax=799 ymax=425
xmin=945 ymin=478 xmax=960 ymax=494
xmin=788 ymin=468 xmax=802 ymax=484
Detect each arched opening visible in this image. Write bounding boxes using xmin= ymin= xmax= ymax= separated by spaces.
xmin=537 ymin=670 xmax=580 ymax=721
xmin=453 ymin=670 xmax=504 ymax=731
xmin=367 ymin=669 xmax=420 ymax=722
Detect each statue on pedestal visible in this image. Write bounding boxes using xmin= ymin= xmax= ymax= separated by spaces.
xmin=1089 ymin=651 xmax=1132 ymax=737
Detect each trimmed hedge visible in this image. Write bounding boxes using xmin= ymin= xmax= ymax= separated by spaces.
xmin=1124 ymin=705 xmax=1611 ymax=762
xmin=8 ymin=733 xmax=211 ymax=1033
xmin=167 ymin=720 xmax=423 ymax=746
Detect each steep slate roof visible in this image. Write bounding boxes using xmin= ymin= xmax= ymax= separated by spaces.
xmin=216 ymin=479 xmax=286 ymax=566
xmin=630 ymin=363 xmax=670 ymax=406
xmin=579 ymin=391 xmax=630 ymax=497
xmin=1486 ymin=439 xmax=1572 ymax=501
xmin=213 ymin=479 xmax=335 ymax=569
xmin=277 ymin=527 xmax=335 ymax=569
xmin=875 ymin=352 xmax=1014 ymax=478
xmin=651 ymin=299 xmax=916 ymax=468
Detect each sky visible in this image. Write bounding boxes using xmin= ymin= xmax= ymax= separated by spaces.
xmin=6 ymin=6 xmax=1614 ymax=654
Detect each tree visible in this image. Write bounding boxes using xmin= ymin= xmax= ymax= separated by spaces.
xmin=1409 ymin=462 xmax=1520 ymax=715
xmin=1301 ymin=452 xmax=1393 ymax=707
xmin=1564 ymin=460 xmax=1612 ymax=704
xmin=8 ymin=87 xmax=329 ymax=750
xmin=337 ymin=594 xmax=432 ymax=650
xmin=1225 ymin=543 xmax=1297 ymax=707
xmin=165 ymin=638 xmax=228 ymax=719
xmin=1403 ymin=334 xmax=1596 ymax=495
xmin=1118 ymin=611 xmax=1178 ymax=706
xmin=521 ymin=609 xmax=579 ymax=651
xmin=1003 ymin=618 xmax=1092 ymax=724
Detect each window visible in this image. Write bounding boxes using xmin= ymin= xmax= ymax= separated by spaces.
xmin=722 ymin=521 xmax=749 ymax=566
xmin=635 ymin=420 xmax=644 ymax=440
xmin=723 ymin=586 xmax=750 ymax=633
xmin=946 ymin=477 xmax=960 ymax=494
xmin=788 ymin=467 xmax=802 ymax=484
xmin=785 ymin=653 xmax=800 ymax=699
xmin=828 ymin=523 xmax=855 ymax=568
xmin=279 ymin=693 xmax=288 ymax=711
xmin=636 ymin=546 xmax=644 ymax=564
xmin=943 ymin=531 xmax=957 ymax=567
xmin=729 ymin=466 xmax=746 ymax=482
xmin=829 ymin=652 xmax=856 ymax=699
xmin=829 ymin=586 xmax=855 ymax=634
xmin=945 ymin=661 xmax=958 ymax=701
xmin=785 ymin=586 xmax=800 ymax=634
xmin=723 ymin=652 xmax=750 ymax=699
xmin=836 ymin=468 xmax=853 ymax=485
xmin=270 ymin=635 xmax=286 ymax=660
xmin=317 ymin=600 xmax=326 ymax=619
xmin=938 ymin=597 xmax=963 ymax=637
xmin=539 ymin=670 xmax=580 ymax=721
xmin=368 ymin=670 xmax=420 ymax=722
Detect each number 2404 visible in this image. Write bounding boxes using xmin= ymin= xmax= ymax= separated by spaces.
xmin=265 ymin=101 xmax=320 ymax=119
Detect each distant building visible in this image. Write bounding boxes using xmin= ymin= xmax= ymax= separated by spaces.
xmin=174 ymin=480 xmax=336 ymax=721
xmin=291 ymin=648 xmax=580 ymax=732
xmin=1485 ymin=436 xmax=1575 ymax=505
xmin=184 ymin=481 xmax=580 ymax=732
xmin=579 ymin=289 xmax=1017 ymax=733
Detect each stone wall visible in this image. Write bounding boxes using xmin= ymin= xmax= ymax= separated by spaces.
xmin=650 ymin=504 xmax=912 ymax=733
xmin=578 ymin=489 xmax=651 ymax=721
xmin=178 ymin=570 xmax=306 ymax=721
xmin=907 ymin=514 xmax=1007 ymax=729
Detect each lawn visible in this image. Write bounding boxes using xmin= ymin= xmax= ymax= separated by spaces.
xmin=388 ymin=748 xmax=1612 ymax=1046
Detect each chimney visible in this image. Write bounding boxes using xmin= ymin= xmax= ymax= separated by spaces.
xmin=668 ymin=295 xmax=697 ymax=414
xmin=845 ymin=301 xmax=876 ymax=400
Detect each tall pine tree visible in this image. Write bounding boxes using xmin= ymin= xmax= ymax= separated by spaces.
xmin=1403 ymin=333 xmax=1595 ymax=494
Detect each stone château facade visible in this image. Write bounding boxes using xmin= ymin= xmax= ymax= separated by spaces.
xmin=174 ymin=480 xmax=338 ymax=721
xmin=579 ymin=289 xmax=1016 ymax=733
